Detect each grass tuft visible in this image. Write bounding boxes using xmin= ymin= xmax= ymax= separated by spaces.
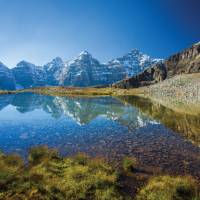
xmin=136 ymin=175 xmax=199 ymax=200
xmin=122 ymin=156 xmax=138 ymax=172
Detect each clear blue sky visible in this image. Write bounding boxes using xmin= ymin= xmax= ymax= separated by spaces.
xmin=0 ymin=0 xmax=199 ymax=67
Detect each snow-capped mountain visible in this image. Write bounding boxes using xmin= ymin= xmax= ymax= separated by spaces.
xmin=43 ymin=57 xmax=65 ymax=86
xmin=0 ymin=49 xmax=161 ymax=89
xmin=59 ymin=51 xmax=126 ymax=86
xmin=12 ymin=61 xmax=46 ymax=89
xmin=107 ymin=49 xmax=162 ymax=77
xmin=0 ymin=62 xmax=16 ymax=90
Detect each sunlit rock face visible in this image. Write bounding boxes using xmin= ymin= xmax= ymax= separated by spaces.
xmin=43 ymin=57 xmax=65 ymax=86
xmin=165 ymin=42 xmax=200 ymax=77
xmin=12 ymin=61 xmax=46 ymax=89
xmin=0 ymin=62 xmax=16 ymax=90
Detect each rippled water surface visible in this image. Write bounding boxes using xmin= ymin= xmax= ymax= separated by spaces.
xmin=0 ymin=93 xmax=199 ymax=179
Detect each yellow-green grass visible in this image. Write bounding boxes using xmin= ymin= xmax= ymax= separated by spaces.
xmin=0 ymin=146 xmax=121 ymax=200
xmin=0 ymin=90 xmax=16 ymax=94
xmin=20 ymin=86 xmax=144 ymax=97
xmin=136 ymin=175 xmax=199 ymax=200
xmin=0 ymin=146 xmax=199 ymax=200
xmin=122 ymin=156 xmax=138 ymax=173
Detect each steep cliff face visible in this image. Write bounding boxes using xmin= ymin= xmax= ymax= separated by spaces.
xmin=43 ymin=57 xmax=65 ymax=86
xmin=165 ymin=42 xmax=200 ymax=77
xmin=12 ymin=61 xmax=46 ymax=89
xmin=113 ymin=42 xmax=200 ymax=88
xmin=0 ymin=62 xmax=16 ymax=90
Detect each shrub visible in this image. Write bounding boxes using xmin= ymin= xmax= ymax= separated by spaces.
xmin=122 ymin=156 xmax=137 ymax=172
xmin=28 ymin=145 xmax=58 ymax=165
xmin=136 ymin=175 xmax=199 ymax=200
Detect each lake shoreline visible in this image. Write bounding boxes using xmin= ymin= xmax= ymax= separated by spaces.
xmin=1 ymin=74 xmax=200 ymax=116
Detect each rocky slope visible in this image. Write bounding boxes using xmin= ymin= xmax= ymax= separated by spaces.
xmin=0 ymin=62 xmax=16 ymax=90
xmin=144 ymin=73 xmax=200 ymax=106
xmin=0 ymin=49 xmax=160 ymax=89
xmin=113 ymin=42 xmax=200 ymax=88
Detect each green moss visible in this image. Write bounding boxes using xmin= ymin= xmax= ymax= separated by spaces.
xmin=136 ymin=175 xmax=199 ymax=200
xmin=122 ymin=156 xmax=137 ymax=172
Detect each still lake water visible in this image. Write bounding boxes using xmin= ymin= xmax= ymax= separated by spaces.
xmin=0 ymin=93 xmax=199 ymax=179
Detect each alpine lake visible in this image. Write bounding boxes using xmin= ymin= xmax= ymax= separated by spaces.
xmin=0 ymin=92 xmax=199 ymax=181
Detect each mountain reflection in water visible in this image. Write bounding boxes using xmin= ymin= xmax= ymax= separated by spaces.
xmin=0 ymin=93 xmax=199 ymax=180
xmin=0 ymin=93 xmax=155 ymax=127
xmin=118 ymin=95 xmax=200 ymax=146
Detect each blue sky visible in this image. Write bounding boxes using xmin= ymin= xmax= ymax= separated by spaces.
xmin=0 ymin=0 xmax=199 ymax=67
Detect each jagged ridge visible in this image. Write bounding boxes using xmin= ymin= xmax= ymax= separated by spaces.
xmin=0 ymin=49 xmax=160 ymax=89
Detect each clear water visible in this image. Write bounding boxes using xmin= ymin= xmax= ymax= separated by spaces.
xmin=0 ymin=93 xmax=199 ymax=179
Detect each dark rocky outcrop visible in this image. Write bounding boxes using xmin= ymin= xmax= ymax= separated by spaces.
xmin=112 ymin=62 xmax=167 ymax=89
xmin=113 ymin=42 xmax=200 ymax=88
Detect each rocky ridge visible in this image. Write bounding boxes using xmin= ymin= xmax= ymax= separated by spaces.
xmin=113 ymin=42 xmax=200 ymax=88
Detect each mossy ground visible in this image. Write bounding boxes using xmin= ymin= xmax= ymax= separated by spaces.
xmin=0 ymin=146 xmax=199 ymax=200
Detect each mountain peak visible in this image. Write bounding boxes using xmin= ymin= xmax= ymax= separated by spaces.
xmin=0 ymin=61 xmax=7 ymax=68
xmin=16 ymin=60 xmax=36 ymax=68
xmin=49 ymin=57 xmax=63 ymax=65
xmin=53 ymin=56 xmax=63 ymax=61
xmin=79 ymin=50 xmax=90 ymax=55
xmin=130 ymin=49 xmax=140 ymax=54
xmin=77 ymin=51 xmax=92 ymax=59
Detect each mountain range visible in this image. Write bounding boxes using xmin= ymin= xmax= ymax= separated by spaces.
xmin=0 ymin=50 xmax=161 ymax=90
